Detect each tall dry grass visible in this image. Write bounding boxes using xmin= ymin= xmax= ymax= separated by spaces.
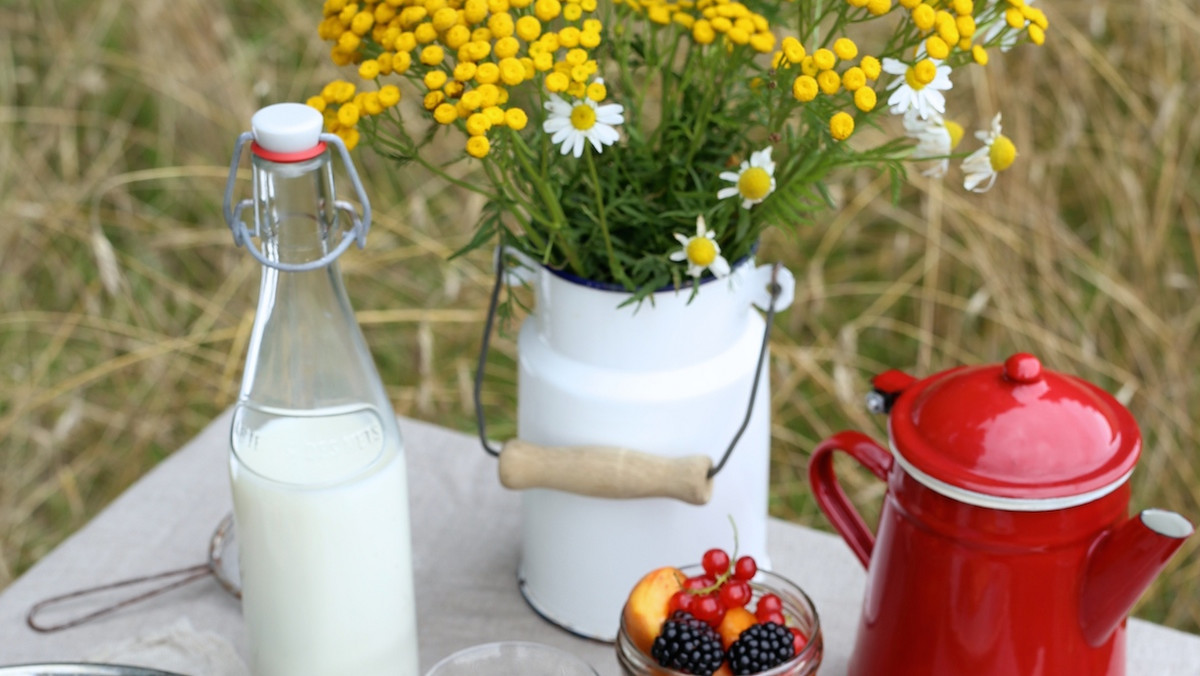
xmin=1 ymin=0 xmax=1197 ymax=634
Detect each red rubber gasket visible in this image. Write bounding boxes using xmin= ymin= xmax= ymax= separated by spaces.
xmin=250 ymin=141 xmax=326 ymax=163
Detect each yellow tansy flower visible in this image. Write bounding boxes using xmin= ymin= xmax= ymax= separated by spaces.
xmin=484 ymin=105 xmax=506 ymax=126
xmin=414 ymin=22 xmax=438 ymax=44
xmin=782 ymin=37 xmax=801 ymax=64
xmin=433 ymin=103 xmax=458 ymax=124
xmin=466 ymin=135 xmax=490 ymax=158
xmin=925 ymin=35 xmax=950 ymax=60
xmin=362 ymin=92 xmax=383 ymax=115
xmin=500 ymin=58 xmax=526 ymax=85
xmin=425 ymin=70 xmax=448 ymax=90
xmin=693 ymin=19 xmax=716 ymax=44
xmin=432 ymin=7 xmax=459 ymax=30
xmin=337 ymin=102 xmax=361 ymax=127
xmin=559 ymin=27 xmax=582 ymax=48
xmin=818 ymin=70 xmax=841 ymax=95
xmin=516 ymin=15 xmax=543 ymax=41
xmin=489 ymin=12 xmax=515 ymax=37
xmin=423 ymin=91 xmax=444 ymax=110
xmin=956 ymin=14 xmax=976 ymax=39
xmin=337 ymin=127 xmax=360 ymax=151
xmin=812 ymin=48 xmax=836 ymax=71
xmin=842 ymin=66 xmax=866 ymax=91
xmin=535 ymin=0 xmax=562 ymax=21
xmin=476 ymin=62 xmax=501 ymax=84
xmin=455 ymin=62 xmax=478 ymax=81
xmin=464 ymin=0 xmax=488 ymax=23
xmin=749 ymin=31 xmax=775 ymax=53
xmin=379 ymin=85 xmax=401 ymax=107
xmin=586 ymin=80 xmax=607 ymax=101
xmin=505 ymin=107 xmax=529 ymax=130
xmin=546 ymin=71 xmax=570 ymax=92
xmin=867 ymin=0 xmax=891 ymax=16
xmin=830 ymin=111 xmax=854 ymax=140
xmin=854 ymin=86 xmax=877 ymax=111
xmin=466 ymin=112 xmax=492 ymax=136
xmin=350 ymin=11 xmax=374 ymax=36
xmin=833 ymin=37 xmax=858 ymax=60
xmin=860 ymin=55 xmax=882 ymax=79
xmin=792 ymin=75 xmax=818 ymax=102
xmin=493 ymin=36 xmax=520 ymax=58
xmin=421 ymin=45 xmax=445 ymax=66
xmin=912 ymin=3 xmax=935 ymax=31
xmin=444 ymin=25 xmax=472 ymax=49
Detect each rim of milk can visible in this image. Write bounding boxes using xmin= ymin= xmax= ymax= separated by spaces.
xmin=469 ymin=245 xmax=796 ymax=505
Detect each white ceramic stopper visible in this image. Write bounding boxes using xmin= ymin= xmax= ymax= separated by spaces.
xmin=251 ymin=103 xmax=324 ymax=153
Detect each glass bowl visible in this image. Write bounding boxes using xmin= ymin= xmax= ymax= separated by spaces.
xmin=425 ymin=641 xmax=599 ymax=675
xmin=616 ymin=566 xmax=823 ymax=676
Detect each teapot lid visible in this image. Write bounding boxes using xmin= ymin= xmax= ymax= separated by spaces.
xmin=886 ymin=353 xmax=1140 ymax=505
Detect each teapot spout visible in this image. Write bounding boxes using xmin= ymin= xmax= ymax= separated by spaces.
xmin=1079 ymin=509 xmax=1193 ymax=646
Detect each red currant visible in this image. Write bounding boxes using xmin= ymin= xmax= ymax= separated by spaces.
xmin=732 ymin=555 xmax=757 ymax=581
xmin=718 ymin=579 xmax=752 ymax=609
xmin=701 ymin=548 xmax=731 ymax=578
xmin=684 ymin=575 xmax=714 ymax=592
xmin=757 ymin=593 xmax=783 ymax=614
xmin=759 ymin=610 xmax=786 ymax=626
xmin=691 ymin=593 xmax=727 ymax=627
xmin=669 ymin=590 xmax=694 ymax=614
xmin=791 ymin=627 xmax=808 ymax=654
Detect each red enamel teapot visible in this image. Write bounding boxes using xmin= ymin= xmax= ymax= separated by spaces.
xmin=809 ymin=353 xmax=1193 ymax=676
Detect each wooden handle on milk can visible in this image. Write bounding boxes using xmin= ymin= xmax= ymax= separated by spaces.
xmin=497 ymin=439 xmax=714 ymax=505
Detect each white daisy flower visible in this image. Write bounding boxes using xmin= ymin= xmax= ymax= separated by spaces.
xmin=542 ymin=94 xmax=625 ymax=158
xmin=962 ymin=113 xmax=1018 ymax=193
xmin=903 ymin=109 xmax=964 ymax=178
xmin=716 ymin=147 xmax=777 ymax=209
xmin=670 ymin=215 xmax=730 ymax=279
xmin=883 ymin=57 xmax=953 ymax=119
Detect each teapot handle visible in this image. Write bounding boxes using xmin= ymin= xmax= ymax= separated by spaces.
xmin=808 ymin=431 xmax=893 ymax=568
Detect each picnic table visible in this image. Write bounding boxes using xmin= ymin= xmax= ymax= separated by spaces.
xmin=1 ymin=411 xmax=1198 ymax=674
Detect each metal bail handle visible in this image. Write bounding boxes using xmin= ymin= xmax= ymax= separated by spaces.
xmin=473 ymin=246 xmax=794 ymax=505
xmin=222 ymin=131 xmax=372 ymax=272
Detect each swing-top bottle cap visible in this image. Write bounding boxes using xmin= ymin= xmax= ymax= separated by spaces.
xmin=251 ymin=103 xmax=325 ymax=160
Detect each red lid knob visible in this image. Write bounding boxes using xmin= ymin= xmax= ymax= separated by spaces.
xmin=1004 ymin=353 xmax=1043 ymax=384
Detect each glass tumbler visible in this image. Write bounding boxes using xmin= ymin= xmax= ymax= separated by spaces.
xmin=425 ymin=641 xmax=600 ymax=676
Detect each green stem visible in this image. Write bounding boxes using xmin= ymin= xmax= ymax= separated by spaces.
xmin=585 ymin=147 xmax=627 ymax=285
xmin=481 ymin=159 xmax=549 ymax=254
xmin=508 ymin=131 xmax=584 ymax=274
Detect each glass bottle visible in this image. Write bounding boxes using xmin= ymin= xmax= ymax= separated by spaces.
xmin=223 ymin=103 xmax=419 ymax=676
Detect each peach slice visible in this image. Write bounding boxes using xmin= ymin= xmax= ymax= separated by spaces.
xmin=717 ymin=606 xmax=757 ymax=649
xmin=623 ymin=566 xmax=684 ymax=654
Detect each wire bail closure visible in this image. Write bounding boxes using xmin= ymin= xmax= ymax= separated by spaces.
xmin=222 ymin=132 xmax=372 ymax=272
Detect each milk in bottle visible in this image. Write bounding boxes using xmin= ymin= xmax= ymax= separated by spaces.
xmin=224 ymin=103 xmax=418 ymax=676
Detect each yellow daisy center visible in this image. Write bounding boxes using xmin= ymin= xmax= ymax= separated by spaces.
xmin=686 ymin=237 xmax=717 ymax=267
xmin=570 ymin=103 xmax=597 ymax=130
xmin=945 ymin=119 xmax=964 ymax=149
xmin=989 ymin=134 xmax=1017 ymax=171
xmin=737 ymin=166 xmax=772 ymax=201
xmin=904 ymin=66 xmax=927 ymax=91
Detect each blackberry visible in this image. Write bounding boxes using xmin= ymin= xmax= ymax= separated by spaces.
xmin=727 ymin=621 xmax=795 ymax=674
xmin=650 ymin=611 xmax=725 ymax=675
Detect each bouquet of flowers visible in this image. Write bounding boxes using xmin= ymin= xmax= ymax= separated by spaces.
xmin=307 ymin=0 xmax=1046 ymax=297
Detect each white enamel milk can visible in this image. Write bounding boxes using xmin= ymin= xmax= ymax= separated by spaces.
xmin=475 ymin=248 xmax=795 ymax=641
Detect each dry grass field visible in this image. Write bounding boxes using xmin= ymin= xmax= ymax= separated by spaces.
xmin=2 ymin=0 xmax=1198 ymax=635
